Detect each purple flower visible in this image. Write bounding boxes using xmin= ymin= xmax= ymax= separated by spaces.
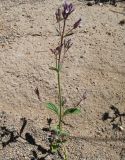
xmin=73 ymin=18 xmax=82 ymax=29
xmin=62 ymin=1 xmax=75 ymax=19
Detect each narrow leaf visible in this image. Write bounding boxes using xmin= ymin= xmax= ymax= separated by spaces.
xmin=47 ymin=103 xmax=59 ymax=116
xmin=63 ymin=108 xmax=81 ymax=117
xmin=49 ymin=67 xmax=59 ymax=72
xmin=55 ymin=28 xmax=61 ymax=36
xmin=64 ymin=32 xmax=74 ymax=37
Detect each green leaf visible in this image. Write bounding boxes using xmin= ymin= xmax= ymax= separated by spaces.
xmin=49 ymin=67 xmax=59 ymax=72
xmin=46 ymin=103 xmax=59 ymax=116
xmin=64 ymin=32 xmax=74 ymax=37
xmin=60 ymin=130 xmax=70 ymax=136
xmin=51 ymin=143 xmax=59 ymax=153
xmin=63 ymin=108 xmax=81 ymax=117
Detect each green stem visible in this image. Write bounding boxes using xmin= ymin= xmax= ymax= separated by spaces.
xmin=57 ymin=19 xmax=66 ymax=130
xmin=58 ymin=70 xmax=62 ymax=129
xmin=63 ymin=145 xmax=68 ymax=160
xmin=55 ymin=55 xmax=58 ymax=69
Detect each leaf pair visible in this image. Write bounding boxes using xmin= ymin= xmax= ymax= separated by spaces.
xmin=46 ymin=102 xmax=80 ymax=117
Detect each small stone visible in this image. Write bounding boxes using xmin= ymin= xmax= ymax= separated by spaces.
xmin=119 ymin=126 xmax=124 ymax=131
xmin=99 ymin=3 xmax=103 ymax=6
xmin=87 ymin=1 xmax=94 ymax=6
xmin=106 ymin=32 xmax=111 ymax=36
xmin=93 ymin=26 xmax=96 ymax=29
xmin=119 ymin=19 xmax=125 ymax=26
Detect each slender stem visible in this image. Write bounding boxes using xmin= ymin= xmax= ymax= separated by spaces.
xmin=57 ymin=19 xmax=66 ymax=130
xmin=59 ymin=21 xmax=61 ymax=36
xmin=58 ymin=70 xmax=62 ymax=129
xmin=55 ymin=54 xmax=58 ymax=69
xmin=63 ymin=145 xmax=67 ymax=160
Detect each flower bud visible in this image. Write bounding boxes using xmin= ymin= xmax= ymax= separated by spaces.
xmin=55 ymin=8 xmax=62 ymax=22
xmin=73 ymin=18 xmax=82 ymax=29
xmin=62 ymin=1 xmax=75 ymax=19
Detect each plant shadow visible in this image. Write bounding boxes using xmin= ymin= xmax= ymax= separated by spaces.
xmin=102 ymin=105 xmax=125 ymax=131
xmin=0 ymin=117 xmax=51 ymax=160
xmin=1 ymin=108 xmax=125 ymax=159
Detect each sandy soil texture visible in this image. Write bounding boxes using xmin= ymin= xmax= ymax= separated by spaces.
xmin=0 ymin=0 xmax=125 ymax=159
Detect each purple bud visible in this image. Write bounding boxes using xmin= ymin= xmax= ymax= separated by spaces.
xmin=55 ymin=8 xmax=62 ymax=22
xmin=51 ymin=44 xmax=63 ymax=56
xmin=68 ymin=3 xmax=74 ymax=13
xmin=73 ymin=18 xmax=82 ymax=29
xmin=62 ymin=1 xmax=75 ymax=19
xmin=56 ymin=44 xmax=63 ymax=54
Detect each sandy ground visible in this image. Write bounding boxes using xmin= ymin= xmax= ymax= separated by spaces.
xmin=0 ymin=0 xmax=125 ymax=159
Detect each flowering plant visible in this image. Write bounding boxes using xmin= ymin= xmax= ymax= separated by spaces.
xmin=46 ymin=1 xmax=82 ymax=158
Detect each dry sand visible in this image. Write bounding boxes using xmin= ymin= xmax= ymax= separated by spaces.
xmin=0 ymin=0 xmax=125 ymax=159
